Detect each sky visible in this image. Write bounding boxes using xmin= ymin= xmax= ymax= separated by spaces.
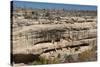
xmin=12 ymin=1 xmax=97 ymax=11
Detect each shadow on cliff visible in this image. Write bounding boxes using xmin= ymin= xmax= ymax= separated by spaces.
xmin=11 ymin=54 xmax=40 ymax=64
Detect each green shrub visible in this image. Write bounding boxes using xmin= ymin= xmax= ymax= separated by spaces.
xmin=32 ymin=56 xmax=59 ymax=65
xmin=64 ymin=54 xmax=73 ymax=63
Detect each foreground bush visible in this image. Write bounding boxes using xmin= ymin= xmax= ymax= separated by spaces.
xmin=78 ymin=49 xmax=96 ymax=62
xmin=32 ymin=56 xmax=59 ymax=65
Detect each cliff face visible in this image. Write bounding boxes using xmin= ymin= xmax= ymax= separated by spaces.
xmin=11 ymin=8 xmax=97 ymax=65
xmin=12 ymin=22 xmax=97 ymax=53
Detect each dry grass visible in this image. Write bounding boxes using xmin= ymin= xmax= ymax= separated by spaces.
xmin=78 ymin=49 xmax=96 ymax=62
